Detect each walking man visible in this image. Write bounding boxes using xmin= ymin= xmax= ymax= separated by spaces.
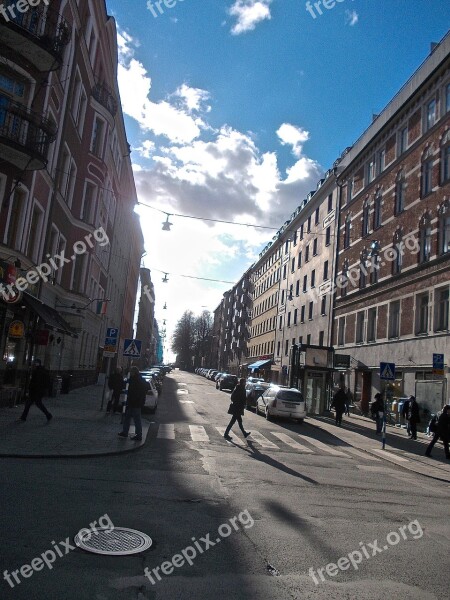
xmin=224 ymin=378 xmax=251 ymax=441
xmin=20 ymin=359 xmax=52 ymax=422
xmin=118 ymin=367 xmax=149 ymax=441
xmin=401 ymin=397 xmax=411 ymax=435
xmin=106 ymin=367 xmax=125 ymax=413
xmin=407 ymin=395 xmax=421 ymax=440
xmin=425 ymin=405 xmax=450 ymax=459
xmin=331 ymin=385 xmax=347 ymax=426
xmin=371 ymin=393 xmax=384 ymax=435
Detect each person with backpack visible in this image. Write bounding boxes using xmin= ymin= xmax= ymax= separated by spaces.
xmin=118 ymin=367 xmax=149 ymax=441
xmin=224 ymin=378 xmax=251 ymax=441
xmin=425 ymin=405 xmax=450 ymax=459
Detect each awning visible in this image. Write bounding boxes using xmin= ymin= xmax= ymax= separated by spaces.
xmin=248 ymin=359 xmax=272 ymax=371
xmin=22 ymin=293 xmax=78 ymax=337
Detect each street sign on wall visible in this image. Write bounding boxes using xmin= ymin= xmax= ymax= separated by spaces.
xmin=380 ymin=362 xmax=396 ymax=381
xmin=432 ymin=353 xmax=445 ymax=377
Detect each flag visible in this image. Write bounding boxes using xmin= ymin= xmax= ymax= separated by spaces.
xmin=96 ymin=300 xmax=108 ymax=315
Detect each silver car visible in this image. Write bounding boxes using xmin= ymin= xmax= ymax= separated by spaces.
xmin=257 ymin=386 xmax=306 ymax=423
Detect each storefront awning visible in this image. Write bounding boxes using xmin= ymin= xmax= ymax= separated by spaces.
xmin=22 ymin=293 xmax=78 ymax=337
xmin=248 ymin=359 xmax=272 ymax=371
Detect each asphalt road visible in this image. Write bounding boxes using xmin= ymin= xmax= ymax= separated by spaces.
xmin=1 ymin=371 xmax=449 ymax=600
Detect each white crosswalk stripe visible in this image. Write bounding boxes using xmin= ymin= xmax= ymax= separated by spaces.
xmin=270 ymin=432 xmax=314 ymax=452
xmin=342 ymin=447 xmax=381 ymax=461
xmin=246 ymin=431 xmax=279 ymax=449
xmin=189 ymin=425 xmax=209 ymax=442
xmin=157 ymin=424 xmax=175 ymax=439
xmin=215 ymin=427 xmax=247 ymax=447
xmin=297 ymin=435 xmax=349 ymax=456
xmin=370 ymin=449 xmax=410 ymax=463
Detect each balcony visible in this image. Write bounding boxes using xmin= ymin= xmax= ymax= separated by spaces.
xmin=0 ymin=97 xmax=57 ymax=170
xmin=0 ymin=3 xmax=70 ymax=72
xmin=92 ymin=81 xmax=118 ymax=118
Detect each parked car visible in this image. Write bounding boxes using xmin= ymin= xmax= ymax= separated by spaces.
xmin=214 ymin=372 xmax=223 ymax=382
xmin=245 ymin=377 xmax=265 ymax=392
xmin=139 ymin=371 xmax=159 ymax=414
xmin=256 ymin=386 xmax=306 ymax=423
xmin=246 ymin=382 xmax=270 ymax=410
xmin=207 ymin=370 xmax=219 ymax=380
xmin=218 ymin=374 xmax=238 ymax=391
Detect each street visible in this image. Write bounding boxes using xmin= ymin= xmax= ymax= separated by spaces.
xmin=1 ymin=370 xmax=449 ymax=600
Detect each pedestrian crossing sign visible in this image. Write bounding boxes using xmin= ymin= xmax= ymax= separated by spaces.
xmin=380 ymin=362 xmax=395 ymax=381
xmin=123 ymin=339 xmax=142 ymax=357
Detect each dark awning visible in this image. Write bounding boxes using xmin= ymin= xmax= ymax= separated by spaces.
xmin=248 ymin=359 xmax=272 ymax=371
xmin=22 ymin=293 xmax=78 ymax=337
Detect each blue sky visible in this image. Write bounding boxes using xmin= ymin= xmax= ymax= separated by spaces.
xmin=105 ymin=0 xmax=449 ymax=358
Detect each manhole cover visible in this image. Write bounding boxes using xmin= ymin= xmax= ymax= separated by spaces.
xmin=74 ymin=527 xmax=152 ymax=555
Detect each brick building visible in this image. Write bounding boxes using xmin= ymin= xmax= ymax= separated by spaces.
xmin=334 ymin=34 xmax=450 ymax=414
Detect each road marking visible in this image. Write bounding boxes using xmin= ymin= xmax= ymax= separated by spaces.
xmin=298 ymin=436 xmax=348 ymax=456
xmin=180 ymin=400 xmax=194 ymax=404
xmin=157 ymin=424 xmax=175 ymax=439
xmin=270 ymin=432 xmax=314 ymax=452
xmin=189 ymin=425 xmax=209 ymax=442
xmin=343 ymin=447 xmax=381 ymax=461
xmin=247 ymin=431 xmax=279 ymax=449
xmin=215 ymin=427 xmax=247 ymax=447
xmin=177 ymin=390 xmax=189 ymax=395
xmin=370 ymin=449 xmax=409 ymax=463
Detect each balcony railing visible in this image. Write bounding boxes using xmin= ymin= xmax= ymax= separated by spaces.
xmin=0 ymin=96 xmax=57 ymax=170
xmin=0 ymin=2 xmax=70 ymax=71
xmin=92 ymin=81 xmax=118 ymax=117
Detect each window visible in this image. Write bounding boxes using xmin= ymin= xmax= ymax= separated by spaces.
xmin=283 ymin=264 xmax=287 ymax=279
xmin=373 ymin=191 xmax=382 ymax=229
xmin=56 ymin=236 xmax=66 ymax=284
xmin=306 ymin=334 xmax=311 ymax=345
xmin=297 ymin=251 xmax=302 ymax=269
xmin=338 ymin=317 xmax=345 ymax=346
xmin=301 ymin=305 xmax=305 ymax=323
xmin=6 ymin=188 xmax=26 ymax=250
xmin=313 ymin=238 xmax=318 ymax=255
xmin=366 ymin=159 xmax=376 ymax=184
xmin=295 ymin=279 xmax=300 ymax=296
xmin=303 ymin=275 xmax=307 ymax=292
xmin=392 ymin=229 xmax=403 ymax=275
xmin=277 ymin=341 xmax=281 ymax=356
xmin=328 ymin=193 xmax=333 ymax=212
xmin=426 ymin=98 xmax=437 ymax=130
xmin=308 ymin=301 xmax=313 ymax=320
xmin=293 ymin=309 xmax=298 ymax=325
xmin=307 ymin=216 xmax=311 ymax=232
xmin=291 ymin=257 xmax=295 ymax=273
xmin=439 ymin=200 xmax=450 ymax=255
xmin=305 ymin=245 xmax=310 ymax=262
xmin=287 ymin=312 xmax=291 ymax=327
xmin=321 ymin=296 xmax=326 ymax=315
xmin=360 ymin=251 xmax=368 ymax=289
xmin=356 ymin=312 xmax=365 ymax=344
xmin=279 ymin=316 xmax=283 ymax=330
xmin=344 ymin=215 xmax=351 ymax=248
xmin=419 ymin=213 xmax=432 ymax=263
xmin=389 ymin=301 xmax=401 ymax=338
xmin=398 ymin=126 xmax=408 ymax=155
xmin=319 ymin=331 xmax=324 ymax=346
xmin=377 ymin=148 xmax=385 ymax=175
xmin=367 ymin=308 xmax=377 ymax=342
xmin=293 ymin=231 xmax=298 ymax=245
xmin=285 ymin=340 xmax=289 ymax=356
xmin=27 ymin=204 xmax=44 ymax=263
xmin=285 ymin=240 xmax=289 ymax=254
xmin=315 ymin=207 xmax=320 ymax=224
xmin=421 ymin=146 xmax=434 ymax=197
xmin=311 ymin=270 xmax=316 ymax=287
xmin=72 ymin=254 xmax=87 ymax=293
xmin=341 ymin=260 xmax=348 ymax=298
xmin=446 ymin=83 xmax=450 ymax=113
xmin=415 ymin=293 xmax=429 ymax=334
xmin=441 ymin=129 xmax=450 ymax=184
xmin=370 ymin=254 xmax=379 ymax=285
xmin=362 ymin=199 xmax=370 ymax=236
xmin=347 ymin=179 xmax=353 ymax=203
xmin=395 ymin=171 xmax=406 ymax=215
xmin=281 ymin=290 xmax=285 ymax=304
xmin=323 ymin=260 xmax=329 ymax=281
xmin=325 ymin=226 xmax=331 ymax=246
xmin=300 ymin=224 xmax=304 ymax=240
xmin=435 ymin=288 xmax=449 ymax=331
xmin=91 ymin=116 xmax=105 ymax=157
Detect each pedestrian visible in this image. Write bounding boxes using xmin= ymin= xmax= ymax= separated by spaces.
xmin=401 ymin=397 xmax=411 ymax=435
xmin=425 ymin=404 xmax=450 ymax=459
xmin=106 ymin=367 xmax=125 ymax=414
xmin=371 ymin=393 xmax=384 ymax=435
xmin=345 ymin=387 xmax=352 ymax=416
xmin=224 ymin=378 xmax=251 ymax=441
xmin=118 ymin=367 xmax=149 ymax=441
xmin=20 ymin=359 xmax=52 ymax=422
xmin=407 ymin=395 xmax=421 ymax=440
xmin=331 ymin=385 xmax=347 ymax=426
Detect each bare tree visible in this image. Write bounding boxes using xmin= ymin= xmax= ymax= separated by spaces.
xmin=171 ymin=311 xmax=196 ymax=370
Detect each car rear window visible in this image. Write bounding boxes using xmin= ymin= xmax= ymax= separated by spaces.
xmin=277 ymin=390 xmax=304 ymax=402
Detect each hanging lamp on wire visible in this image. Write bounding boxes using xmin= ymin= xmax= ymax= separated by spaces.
xmin=162 ymin=214 xmax=173 ymax=231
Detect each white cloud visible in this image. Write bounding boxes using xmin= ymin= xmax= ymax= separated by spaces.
xmin=277 ymin=123 xmax=310 ymax=157
xmin=345 ymin=10 xmax=359 ymax=26
xmin=173 ymin=84 xmax=211 ymax=113
xmin=228 ymin=0 xmax=273 ymax=35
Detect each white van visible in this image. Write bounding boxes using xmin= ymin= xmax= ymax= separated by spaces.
xmin=256 ymin=386 xmax=306 ymax=423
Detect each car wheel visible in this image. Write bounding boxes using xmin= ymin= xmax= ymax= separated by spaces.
xmin=297 ymin=418 xmax=304 ymax=424
xmin=265 ymin=408 xmax=273 ymax=421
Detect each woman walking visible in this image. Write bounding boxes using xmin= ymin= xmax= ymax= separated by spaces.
xmin=224 ymin=378 xmax=251 ymax=441
xmin=425 ymin=405 xmax=450 ymax=459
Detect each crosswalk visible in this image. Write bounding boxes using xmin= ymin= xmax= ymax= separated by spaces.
xmin=153 ymin=423 xmax=381 ymax=460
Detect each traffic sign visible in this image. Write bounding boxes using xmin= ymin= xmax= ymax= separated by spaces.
xmin=433 ymin=353 xmax=445 ymax=377
xmin=103 ymin=351 xmax=116 ymax=358
xmin=123 ymin=338 xmax=142 ymax=357
xmin=107 ymin=327 xmax=119 ymax=338
xmin=380 ymin=362 xmax=395 ymax=381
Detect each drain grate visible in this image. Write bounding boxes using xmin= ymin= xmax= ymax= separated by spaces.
xmin=74 ymin=527 xmax=152 ymax=556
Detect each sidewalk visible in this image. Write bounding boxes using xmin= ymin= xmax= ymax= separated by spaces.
xmin=0 ymin=385 xmax=150 ymax=458
xmin=308 ymin=412 xmax=450 ymax=484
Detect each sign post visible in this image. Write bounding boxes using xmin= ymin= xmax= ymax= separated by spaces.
xmin=380 ymin=362 xmax=396 ymax=450
xmin=432 ymin=353 xmax=445 ymax=378
xmin=100 ymin=327 xmax=119 ymax=411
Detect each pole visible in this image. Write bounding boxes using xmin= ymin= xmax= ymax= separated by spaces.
xmin=382 ymin=381 xmax=387 ymax=450
xmin=100 ymin=356 xmax=111 ymax=411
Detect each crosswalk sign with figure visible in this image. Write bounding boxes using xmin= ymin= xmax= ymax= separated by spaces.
xmin=123 ymin=339 xmax=142 ymax=357
xmin=380 ymin=362 xmax=396 ymax=381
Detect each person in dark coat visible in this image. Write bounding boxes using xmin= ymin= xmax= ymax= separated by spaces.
xmin=106 ymin=367 xmax=125 ymax=413
xmin=118 ymin=367 xmax=149 ymax=441
xmin=401 ymin=398 xmax=411 ymax=435
xmin=371 ymin=393 xmax=384 ymax=434
xmin=224 ymin=378 xmax=251 ymax=441
xmin=331 ymin=386 xmax=347 ymax=426
xmin=425 ymin=405 xmax=450 ymax=459
xmin=20 ymin=359 xmax=52 ymax=422
xmin=407 ymin=395 xmax=421 ymax=440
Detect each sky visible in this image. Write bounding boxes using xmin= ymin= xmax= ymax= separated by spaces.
xmin=105 ymin=0 xmax=449 ymax=362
